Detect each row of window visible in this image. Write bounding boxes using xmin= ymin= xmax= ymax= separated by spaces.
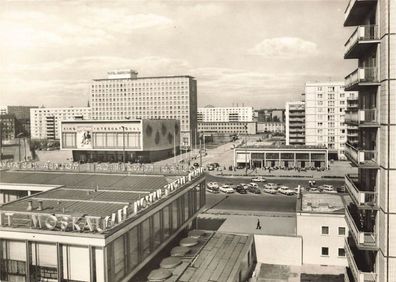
xmin=107 ymin=183 xmax=205 ymax=282
xmin=321 ymin=247 xmax=345 ymax=257
xmin=321 ymin=226 xmax=346 ymax=235
xmin=92 ymin=81 xmax=189 ymax=88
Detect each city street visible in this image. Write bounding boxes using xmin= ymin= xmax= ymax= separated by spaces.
xmin=203 ymin=175 xmax=345 ymax=214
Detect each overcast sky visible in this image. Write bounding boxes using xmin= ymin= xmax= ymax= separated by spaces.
xmin=0 ymin=0 xmax=355 ymax=108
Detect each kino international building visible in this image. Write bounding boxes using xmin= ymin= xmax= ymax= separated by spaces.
xmin=0 ymin=169 xmax=205 ymax=282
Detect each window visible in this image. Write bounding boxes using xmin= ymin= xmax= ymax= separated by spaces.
xmin=338 ymin=227 xmax=346 ymax=235
xmin=321 ymin=226 xmax=329 ymax=235
xmin=338 ymin=248 xmax=345 ymax=257
xmin=321 ymin=247 xmax=329 ymax=256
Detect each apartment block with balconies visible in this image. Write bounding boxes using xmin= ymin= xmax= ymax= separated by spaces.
xmin=285 ymin=101 xmax=305 ymax=145
xmin=343 ymin=0 xmax=395 ymax=281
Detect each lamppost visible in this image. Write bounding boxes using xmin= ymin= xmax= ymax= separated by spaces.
xmin=120 ymin=126 xmax=126 ymax=164
xmin=16 ymin=132 xmax=24 ymax=162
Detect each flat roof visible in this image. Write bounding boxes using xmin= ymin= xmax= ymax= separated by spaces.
xmin=0 ymin=170 xmax=204 ymax=234
xmin=162 ymin=232 xmax=252 ymax=282
xmin=93 ymin=75 xmax=194 ymax=81
xmin=236 ymin=144 xmax=327 ymax=150
xmin=298 ymin=193 xmax=351 ymax=214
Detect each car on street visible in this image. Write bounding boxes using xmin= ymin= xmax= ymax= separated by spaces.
xmin=249 ymin=182 xmax=259 ymax=188
xmin=278 ymin=186 xmax=295 ymax=196
xmin=219 ymin=184 xmax=235 ymax=194
xmin=240 ymin=183 xmax=250 ymax=190
xmin=247 ymin=185 xmax=261 ymax=194
xmin=206 ymin=182 xmax=219 ymax=193
xmin=251 ymin=176 xmax=266 ymax=182
xmin=234 ymin=185 xmax=247 ymax=194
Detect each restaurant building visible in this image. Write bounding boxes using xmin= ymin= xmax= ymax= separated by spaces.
xmin=234 ymin=144 xmax=328 ymax=169
xmin=60 ymin=119 xmax=180 ymax=163
xmin=0 ymin=168 xmax=206 ymax=282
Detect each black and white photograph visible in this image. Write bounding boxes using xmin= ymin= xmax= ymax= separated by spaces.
xmin=0 ymin=0 xmax=395 ymax=281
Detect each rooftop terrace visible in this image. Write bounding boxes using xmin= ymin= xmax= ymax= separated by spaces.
xmin=298 ymin=193 xmax=350 ymax=214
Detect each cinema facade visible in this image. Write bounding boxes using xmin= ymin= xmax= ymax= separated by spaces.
xmin=0 ymin=169 xmax=205 ymax=282
xmin=60 ymin=119 xmax=180 ymax=163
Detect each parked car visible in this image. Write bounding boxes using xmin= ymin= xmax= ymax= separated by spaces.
xmin=320 ymin=185 xmax=337 ymax=193
xmin=337 ymin=185 xmax=346 ymax=193
xmin=206 ymin=182 xmax=219 ymax=193
xmin=219 ymin=184 xmax=235 ymax=194
xmin=234 ymin=185 xmax=247 ymax=194
xmin=193 ymin=162 xmax=200 ymax=168
xmin=251 ymin=176 xmax=266 ymax=182
xmin=247 ymin=185 xmax=261 ymax=194
xmin=278 ymin=186 xmax=295 ymax=195
xmin=264 ymin=183 xmax=278 ymax=189
xmin=249 ymin=182 xmax=259 ymax=188
xmin=240 ymin=183 xmax=250 ymax=190
xmin=263 ymin=187 xmax=277 ymax=194
xmin=308 ymin=187 xmax=320 ymax=193
xmin=207 ymin=164 xmax=214 ymax=171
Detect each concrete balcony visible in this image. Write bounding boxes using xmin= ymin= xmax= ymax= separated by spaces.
xmin=345 ymin=25 xmax=379 ymax=59
xmin=345 ymin=207 xmax=377 ymax=250
xmin=345 ymin=174 xmax=377 ymax=208
xmin=344 ymin=0 xmax=377 ymax=27
xmin=344 ymin=143 xmax=378 ymax=168
xmin=345 ymin=67 xmax=380 ymax=91
xmin=345 ymin=239 xmax=377 ymax=282
xmin=345 ymin=109 xmax=379 ymax=127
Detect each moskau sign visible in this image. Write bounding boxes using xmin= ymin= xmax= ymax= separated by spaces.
xmin=0 ymin=210 xmax=128 ymax=233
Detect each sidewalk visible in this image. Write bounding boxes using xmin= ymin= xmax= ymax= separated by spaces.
xmin=207 ymin=161 xmax=356 ymax=179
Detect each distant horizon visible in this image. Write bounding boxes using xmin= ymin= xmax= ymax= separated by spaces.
xmin=0 ymin=0 xmax=354 ymax=108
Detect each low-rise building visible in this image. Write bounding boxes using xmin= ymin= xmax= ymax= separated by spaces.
xmin=234 ymin=144 xmax=328 ymax=169
xmin=256 ymin=122 xmax=285 ymax=133
xmin=61 ymin=119 xmax=180 ymax=163
xmin=297 ymin=193 xmax=349 ymax=267
xmin=198 ymin=106 xmax=253 ymax=122
xmin=0 ymin=169 xmax=206 ymax=282
xmin=198 ymin=121 xmax=257 ymax=135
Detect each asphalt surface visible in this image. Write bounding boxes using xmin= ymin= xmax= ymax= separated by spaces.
xmin=204 ymin=175 xmax=345 ymax=213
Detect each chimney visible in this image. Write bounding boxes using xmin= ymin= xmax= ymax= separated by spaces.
xmin=27 ymin=201 xmax=33 ymax=211
xmin=37 ymin=201 xmax=43 ymax=211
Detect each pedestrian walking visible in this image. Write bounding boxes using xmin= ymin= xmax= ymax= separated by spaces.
xmin=256 ymin=218 xmax=262 ymax=230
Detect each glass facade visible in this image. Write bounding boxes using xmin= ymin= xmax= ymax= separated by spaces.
xmin=0 ymin=181 xmax=206 ymax=282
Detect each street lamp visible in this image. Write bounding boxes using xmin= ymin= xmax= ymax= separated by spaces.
xmin=16 ymin=132 xmax=24 ymax=162
xmin=120 ymin=126 xmax=126 ymax=164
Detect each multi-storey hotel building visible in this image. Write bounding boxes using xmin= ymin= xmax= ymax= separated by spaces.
xmin=343 ymin=0 xmax=395 ymax=281
xmin=30 ymin=107 xmax=91 ymax=140
xmin=285 ymin=101 xmax=305 ymax=145
xmin=305 ymin=82 xmax=357 ymax=160
xmin=197 ymin=106 xmax=253 ymax=122
xmin=90 ymin=70 xmax=197 ymax=149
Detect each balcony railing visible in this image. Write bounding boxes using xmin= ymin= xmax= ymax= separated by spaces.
xmin=344 ymin=142 xmax=377 ymax=167
xmin=345 ymin=239 xmax=377 ymax=282
xmin=345 ymin=67 xmax=379 ymax=90
xmin=345 ymin=207 xmax=377 ymax=249
xmin=345 ymin=174 xmax=377 ymax=207
xmin=345 ymin=25 xmax=379 ymax=58
xmin=345 ymin=109 xmax=378 ymax=126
